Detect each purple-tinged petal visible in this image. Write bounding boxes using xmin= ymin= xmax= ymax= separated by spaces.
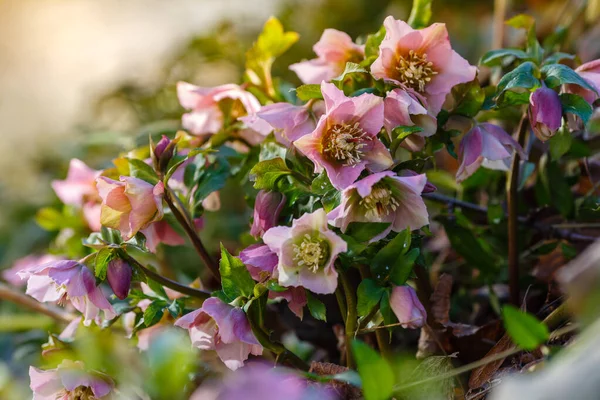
xmin=390 ymin=285 xmax=426 ymax=329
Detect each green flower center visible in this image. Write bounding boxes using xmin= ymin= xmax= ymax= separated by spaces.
xmin=396 ymin=50 xmax=438 ymax=92
xmin=323 ymin=122 xmax=371 ymax=166
xmin=359 ymin=184 xmax=399 ymax=218
xmin=292 ymin=234 xmax=329 ymax=273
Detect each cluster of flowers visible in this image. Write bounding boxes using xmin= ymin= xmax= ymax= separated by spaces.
xmin=8 ymin=13 xmax=600 ymax=399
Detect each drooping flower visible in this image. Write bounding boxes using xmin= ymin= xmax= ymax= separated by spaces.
xmin=240 ymin=103 xmax=316 ymax=146
xmin=294 ymin=82 xmax=393 ymax=190
xmin=140 ymin=220 xmax=187 ymax=253
xmin=250 ymin=191 xmax=286 ymax=238
xmin=240 ymin=244 xmax=307 ymax=319
xmin=456 ymin=123 xmax=526 ymax=182
xmin=529 ymin=85 xmax=562 ymax=141
xmin=567 ymin=59 xmax=600 ymax=104
xmin=2 ymin=254 xmax=62 ymax=287
xmin=174 ymin=297 xmax=263 ymax=370
xmin=106 ymin=258 xmax=132 ymax=300
xmin=263 ymin=209 xmax=347 ymax=294
xmin=390 ymin=285 xmax=426 ymax=329
xmin=371 ymin=16 xmax=477 ymax=114
xmin=177 ymin=82 xmax=266 ymax=145
xmin=96 ymin=176 xmax=164 ymax=240
xmin=290 ymin=29 xmax=364 ymax=84
xmin=19 ymin=260 xmax=116 ymax=325
xmin=51 ymin=158 xmax=103 ymax=231
xmin=29 ymin=360 xmax=113 ymax=400
xmin=384 ymin=88 xmax=437 ymax=151
xmin=328 ymin=171 xmax=429 ymax=242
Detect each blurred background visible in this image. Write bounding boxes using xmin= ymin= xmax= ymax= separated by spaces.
xmin=0 ymin=0 xmax=599 ymax=396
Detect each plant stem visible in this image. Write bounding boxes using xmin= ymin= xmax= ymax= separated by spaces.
xmin=338 ymin=267 xmax=357 ymax=369
xmin=335 ymin=285 xmax=347 ymax=325
xmin=0 ymin=282 xmax=75 ymax=323
xmin=250 ymin=319 xmax=309 ymax=371
xmin=120 ymin=250 xmax=210 ymax=301
xmin=357 ymin=264 xmax=391 ymax=358
xmin=163 ymin=188 xmax=220 ymax=280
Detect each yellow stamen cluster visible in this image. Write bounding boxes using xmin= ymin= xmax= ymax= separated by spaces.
xmin=360 ymin=185 xmax=399 ymax=219
xmin=59 ymin=386 xmax=97 ymax=399
xmin=323 ymin=122 xmax=371 ymax=166
xmin=396 ymin=50 xmax=437 ymax=92
xmin=293 ymin=234 xmax=325 ymax=273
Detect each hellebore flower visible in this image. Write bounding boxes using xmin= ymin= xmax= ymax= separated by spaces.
xmin=390 ymin=285 xmax=427 ymax=329
xmin=152 ymin=135 xmax=177 ymax=174
xmin=290 ymin=29 xmax=364 ymax=84
xmin=19 ymin=260 xmax=116 ymax=325
xmin=250 ymin=190 xmax=286 ymax=238
xmin=384 ymin=89 xmax=437 ymax=151
xmin=106 ymin=258 xmax=132 ymax=300
xmin=140 ymin=220 xmax=186 ymax=253
xmin=240 ymin=103 xmax=316 ymax=146
xmin=294 ymin=82 xmax=393 ymax=190
xmin=371 ymin=16 xmax=477 ymax=114
xmin=328 ymin=171 xmax=429 ymax=242
xmin=2 ymin=254 xmax=62 ymax=287
xmin=174 ymin=297 xmax=263 ymax=370
xmin=566 ymin=59 xmax=600 ymax=104
xmin=29 ymin=360 xmax=113 ymax=400
xmin=263 ymin=209 xmax=347 ymax=294
xmin=177 ymin=82 xmax=266 ymax=145
xmin=240 ymin=244 xmax=307 ymax=319
xmin=456 ymin=123 xmax=526 ymax=183
xmin=529 ymin=86 xmax=562 ymax=141
xmin=96 ymin=176 xmax=164 ymax=240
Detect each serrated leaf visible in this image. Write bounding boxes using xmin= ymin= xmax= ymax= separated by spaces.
xmin=560 ymin=93 xmax=593 ymax=124
xmin=295 ymin=84 xmax=323 ymax=101
xmin=480 ymin=48 xmax=530 ymax=67
xmin=389 ymin=248 xmax=420 ymax=285
xmin=352 ymin=340 xmax=395 ymax=400
xmin=541 ymin=64 xmax=598 ymax=93
xmin=143 ymin=301 xmax=166 ymax=327
xmin=502 ymin=305 xmax=549 ymax=350
xmin=496 ymin=62 xmax=540 ymax=95
xmin=357 ymin=279 xmax=385 ymax=316
xmin=249 ymin=158 xmax=292 ymax=190
xmin=127 ymin=158 xmax=159 ymax=185
xmin=306 ymin=292 xmax=327 ymax=322
xmin=345 ymin=222 xmax=391 ymax=243
xmin=219 ymin=244 xmax=256 ymax=301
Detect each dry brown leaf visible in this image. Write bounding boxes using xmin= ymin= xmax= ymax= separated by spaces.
xmin=532 ymin=241 xmax=566 ymax=283
xmin=309 ymin=362 xmax=362 ymax=400
xmin=468 ymin=333 xmax=515 ymax=390
xmin=431 ymin=273 xmax=453 ymax=325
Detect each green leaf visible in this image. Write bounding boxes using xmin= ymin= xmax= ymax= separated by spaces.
xmin=219 ymin=244 xmax=256 ymax=301
xmin=147 ymin=277 xmax=169 ymax=300
xmin=364 ymin=25 xmax=386 ymax=60
xmin=506 ymin=14 xmax=543 ymax=63
xmin=480 ymin=48 xmax=530 ymax=67
xmin=295 ymin=84 xmax=323 ymax=101
xmin=547 ymin=161 xmax=574 ymax=217
xmin=496 ymin=62 xmax=540 ymax=95
xmin=345 ymin=222 xmax=391 ymax=243
xmin=560 ymin=93 xmax=593 ymax=124
xmin=549 ymin=129 xmax=573 ymax=160
xmin=379 ymin=290 xmax=397 ymax=326
xmin=94 ymin=248 xmax=115 ymax=280
xmin=502 ymin=305 xmax=549 ymax=350
xmin=356 ymin=279 xmax=385 ymax=316
xmin=193 ymin=160 xmax=229 ymax=206
xmin=167 ymin=300 xmax=182 ymax=318
xmin=36 ymin=207 xmax=68 ymax=231
xmin=306 ymin=292 xmax=327 ymax=322
xmin=351 ymin=340 xmax=395 ymax=400
xmin=541 ymin=64 xmax=598 ymax=93
xmin=311 ymin=171 xmax=335 ymax=195
xmin=249 ymin=158 xmax=292 ymax=190
xmin=496 ymin=90 xmax=531 ymax=107
xmin=371 ymin=229 xmax=412 ymax=282
xmin=127 ymin=158 xmax=159 ymax=185
xmin=265 ymin=280 xmax=288 ymax=292
xmin=441 ymin=220 xmax=499 ymax=271
xmin=451 ymin=80 xmax=485 ymax=117
xmin=246 ymin=287 xmax=268 ymax=328
xmin=407 ymin=0 xmax=432 ymax=29
xmin=333 ymin=62 xmax=368 ymax=83
xmin=143 ymin=301 xmax=166 ymax=327
xmin=389 ymin=248 xmax=420 ymax=286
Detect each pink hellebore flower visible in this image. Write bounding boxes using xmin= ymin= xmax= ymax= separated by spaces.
xmin=240 ymin=103 xmax=316 ymax=146
xmin=177 ymin=82 xmax=266 ymax=145
xmin=140 ymin=220 xmax=186 ymax=253
xmin=371 ymin=16 xmax=477 ymax=114
xmin=384 ymin=89 xmax=437 ymax=151
xmin=568 ymin=59 xmax=600 ymax=104
xmin=263 ymin=209 xmax=347 ymax=294
xmin=529 ymin=85 xmax=563 ymax=141
xmin=390 ymin=285 xmax=426 ymax=329
xmin=29 ymin=360 xmax=113 ymax=400
xmin=290 ymin=29 xmax=364 ymax=84
xmin=456 ymin=123 xmax=526 ymax=183
xmin=174 ymin=297 xmax=263 ymax=370
xmin=2 ymin=254 xmax=62 ymax=287
xmin=19 ymin=260 xmax=116 ymax=325
xmin=328 ymin=171 xmax=429 ymax=242
xmin=240 ymin=244 xmax=307 ymax=319
xmin=96 ymin=176 xmax=164 ymax=240
xmin=294 ymin=82 xmax=393 ymax=190
xmin=251 ymin=190 xmax=286 ymax=238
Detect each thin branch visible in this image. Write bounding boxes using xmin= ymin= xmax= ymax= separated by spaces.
xmin=0 ymin=282 xmax=75 ymax=323
xmin=338 ymin=267 xmax=357 ymax=369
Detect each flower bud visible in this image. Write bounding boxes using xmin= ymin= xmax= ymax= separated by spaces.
xmin=390 ymin=285 xmax=427 ymax=329
xmin=107 ymin=258 xmax=132 ymax=300
xmin=528 ymin=86 xmax=562 ymax=141
xmin=400 ymin=169 xmax=437 ymax=193
xmin=250 ymin=190 xmax=286 ymax=238
xmin=151 ymin=135 xmax=177 ymax=174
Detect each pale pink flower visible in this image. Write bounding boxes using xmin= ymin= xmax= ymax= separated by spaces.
xmin=390 ymin=285 xmax=426 ymax=329
xmin=294 ymin=82 xmax=392 ymax=190
xmin=2 ymin=254 xmax=62 ymax=287
xmin=371 ymin=16 xmax=477 ymax=114
xmin=29 ymin=360 xmax=113 ymax=400
xmin=251 ymin=191 xmax=286 ymax=238
xmin=96 ymin=176 xmax=164 ymax=240
xmin=240 ymin=103 xmax=316 ymax=146
xmin=175 ymin=297 xmax=263 ymax=370
xmin=290 ymin=29 xmax=364 ymax=84
xmin=567 ymin=59 xmax=600 ymax=104
xmin=263 ymin=209 xmax=347 ymax=294
xmin=20 ymin=260 xmax=116 ymax=325
xmin=529 ymin=85 xmax=562 ymax=141
xmin=177 ymin=82 xmax=266 ymax=145
xmin=456 ymin=123 xmax=526 ymax=182
xmin=328 ymin=171 xmax=429 ymax=242
xmin=140 ymin=220 xmax=186 ymax=253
